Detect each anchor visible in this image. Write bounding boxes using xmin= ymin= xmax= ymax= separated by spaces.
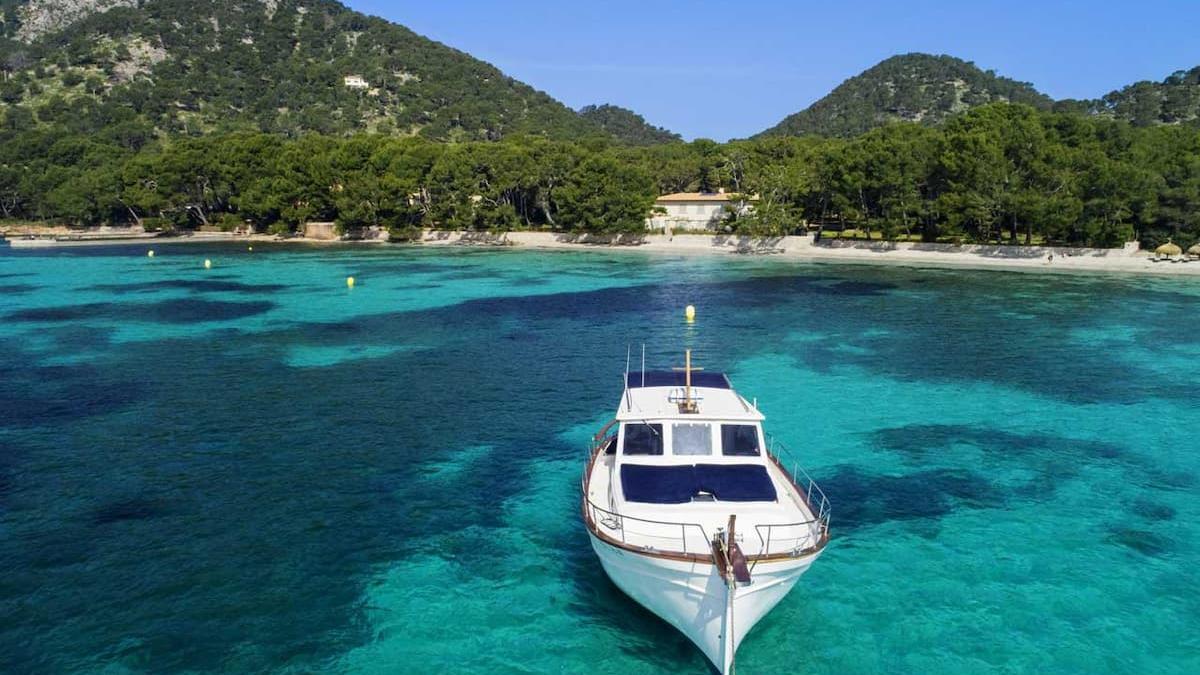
xmin=713 ymin=514 xmax=751 ymax=674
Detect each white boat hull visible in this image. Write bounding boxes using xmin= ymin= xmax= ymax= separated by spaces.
xmin=589 ymin=532 xmax=821 ymax=673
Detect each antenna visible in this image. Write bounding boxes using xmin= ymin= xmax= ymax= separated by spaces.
xmin=684 ymin=349 xmax=692 ymax=407
xmin=625 ymin=344 xmax=632 ymax=412
xmin=640 ymin=344 xmax=646 ymax=387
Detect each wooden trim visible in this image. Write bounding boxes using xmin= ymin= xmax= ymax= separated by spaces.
xmin=592 ymin=419 xmax=618 ymax=444
xmin=766 ymin=452 xmax=831 ymax=526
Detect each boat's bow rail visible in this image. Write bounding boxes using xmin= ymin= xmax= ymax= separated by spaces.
xmin=757 ymin=435 xmax=832 ymax=557
xmin=582 ymin=423 xmax=831 ymax=562
xmin=584 ymin=498 xmax=714 ymax=559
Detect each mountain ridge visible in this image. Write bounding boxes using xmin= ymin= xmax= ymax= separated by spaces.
xmin=757 ymin=53 xmax=1054 ymax=137
xmin=577 ymin=104 xmax=681 ymax=145
xmin=758 ymin=53 xmax=1200 ymax=138
xmin=0 ymin=5 xmax=1194 ymax=142
xmin=1082 ymin=65 xmax=1200 ymax=126
xmin=0 ymin=0 xmax=628 ymax=141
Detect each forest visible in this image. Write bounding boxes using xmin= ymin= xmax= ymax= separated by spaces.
xmin=2 ymin=103 xmax=1199 ymax=248
xmin=0 ymin=0 xmax=603 ymax=141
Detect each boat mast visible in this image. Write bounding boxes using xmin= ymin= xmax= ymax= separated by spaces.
xmin=672 ymin=349 xmax=702 ymax=414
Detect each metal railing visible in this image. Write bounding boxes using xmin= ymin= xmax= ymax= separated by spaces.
xmin=755 ymin=435 xmax=832 ymax=557
xmin=583 ymin=497 xmax=712 ymax=556
xmin=581 ymin=423 xmax=830 ymax=560
xmin=583 ymin=422 xmax=711 ymax=557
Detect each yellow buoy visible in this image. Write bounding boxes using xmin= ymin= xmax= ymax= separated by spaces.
xmin=346 ymin=276 xmax=356 ymax=288
xmin=247 ymin=246 xmax=253 ymax=252
xmin=685 ymin=305 xmax=696 ymax=322
xmin=204 ymin=259 xmax=212 ymax=269
xmin=147 ymin=250 xmax=155 ymax=258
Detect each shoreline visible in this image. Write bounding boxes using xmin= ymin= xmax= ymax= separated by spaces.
xmin=417 ymin=231 xmax=1200 ymax=278
xmin=0 ymin=232 xmax=331 ymax=248
xmin=4 ymin=229 xmax=1199 ymax=277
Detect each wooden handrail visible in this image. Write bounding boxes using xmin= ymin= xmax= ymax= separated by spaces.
xmin=592 ymin=419 xmax=617 ymax=443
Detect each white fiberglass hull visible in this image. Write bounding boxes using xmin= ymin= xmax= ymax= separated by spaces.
xmin=588 ymin=532 xmax=820 ymax=673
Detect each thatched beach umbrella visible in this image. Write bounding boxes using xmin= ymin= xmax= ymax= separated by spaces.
xmin=1188 ymin=243 xmax=1200 ymax=259
xmin=1155 ymin=242 xmax=1183 ymax=258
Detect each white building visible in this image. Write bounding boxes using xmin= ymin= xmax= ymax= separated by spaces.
xmin=646 ymin=191 xmax=738 ymax=232
xmin=343 ymin=75 xmax=370 ymax=89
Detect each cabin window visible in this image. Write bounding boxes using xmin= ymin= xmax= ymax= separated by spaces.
xmin=623 ymin=423 xmax=663 ymax=455
xmin=721 ymin=424 xmax=761 ymax=456
xmin=672 ymin=423 xmax=712 ymax=456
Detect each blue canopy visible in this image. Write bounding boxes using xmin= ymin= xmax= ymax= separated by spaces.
xmin=625 ymin=371 xmax=731 ymax=390
xmin=620 ymin=463 xmax=777 ymax=504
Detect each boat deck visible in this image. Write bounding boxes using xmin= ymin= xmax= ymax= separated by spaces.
xmin=584 ymin=444 xmax=826 ymax=559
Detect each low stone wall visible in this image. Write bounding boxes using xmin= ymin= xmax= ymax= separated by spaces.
xmin=420 ymin=230 xmax=813 ymax=253
xmin=421 ymin=230 xmax=512 ymax=246
xmin=1 ymin=223 xmax=105 ymax=237
xmin=813 ymin=238 xmax=1138 ymax=258
xmin=415 ymin=230 xmax=1150 ymax=268
xmin=302 ymin=221 xmax=338 ymax=240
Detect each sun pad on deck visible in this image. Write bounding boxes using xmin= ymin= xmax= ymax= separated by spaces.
xmin=620 ymin=464 xmax=777 ymax=503
xmin=694 ymin=464 xmax=777 ymax=502
xmin=625 ymin=371 xmax=731 ymax=389
xmin=619 ymin=465 xmax=698 ymax=504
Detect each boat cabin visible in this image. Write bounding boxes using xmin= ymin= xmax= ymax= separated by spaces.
xmin=585 ymin=367 xmax=826 ymax=558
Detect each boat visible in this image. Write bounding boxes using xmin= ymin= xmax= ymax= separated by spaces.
xmin=581 ymin=350 xmax=830 ymax=673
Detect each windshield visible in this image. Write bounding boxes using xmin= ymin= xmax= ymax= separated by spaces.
xmin=672 ymin=423 xmax=712 ymax=456
xmin=622 ymin=423 xmax=663 ymax=455
xmin=721 ymin=424 xmax=761 ymax=456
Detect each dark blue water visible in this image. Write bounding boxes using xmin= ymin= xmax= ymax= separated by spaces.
xmin=1 ymin=243 xmax=1197 ymax=673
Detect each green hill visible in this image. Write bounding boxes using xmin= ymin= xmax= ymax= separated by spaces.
xmin=758 ymin=53 xmax=1054 ymax=137
xmin=1084 ymin=66 xmax=1200 ymax=126
xmin=577 ymin=104 xmax=680 ymax=145
xmin=0 ymin=0 xmax=604 ymax=140
xmin=760 ymin=54 xmax=1200 ymax=138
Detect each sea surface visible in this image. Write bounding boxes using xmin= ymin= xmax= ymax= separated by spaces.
xmin=1 ymin=242 xmax=1197 ymax=674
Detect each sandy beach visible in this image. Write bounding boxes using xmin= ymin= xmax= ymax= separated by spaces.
xmin=2 ymin=232 xmax=290 ymax=248
xmin=5 ymin=228 xmax=1199 ymax=277
xmin=417 ymin=231 xmax=1200 ymax=278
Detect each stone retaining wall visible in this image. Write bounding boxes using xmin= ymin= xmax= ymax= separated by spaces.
xmin=813 ymin=238 xmax=1139 ymax=258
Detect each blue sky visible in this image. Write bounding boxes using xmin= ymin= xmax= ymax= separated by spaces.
xmin=349 ymin=1 xmax=1200 ymax=141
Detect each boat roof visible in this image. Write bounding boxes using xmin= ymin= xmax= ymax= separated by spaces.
xmin=615 ymin=371 xmax=764 ymax=422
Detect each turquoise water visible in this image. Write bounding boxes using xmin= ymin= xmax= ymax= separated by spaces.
xmin=1 ymin=242 xmax=1198 ymax=674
